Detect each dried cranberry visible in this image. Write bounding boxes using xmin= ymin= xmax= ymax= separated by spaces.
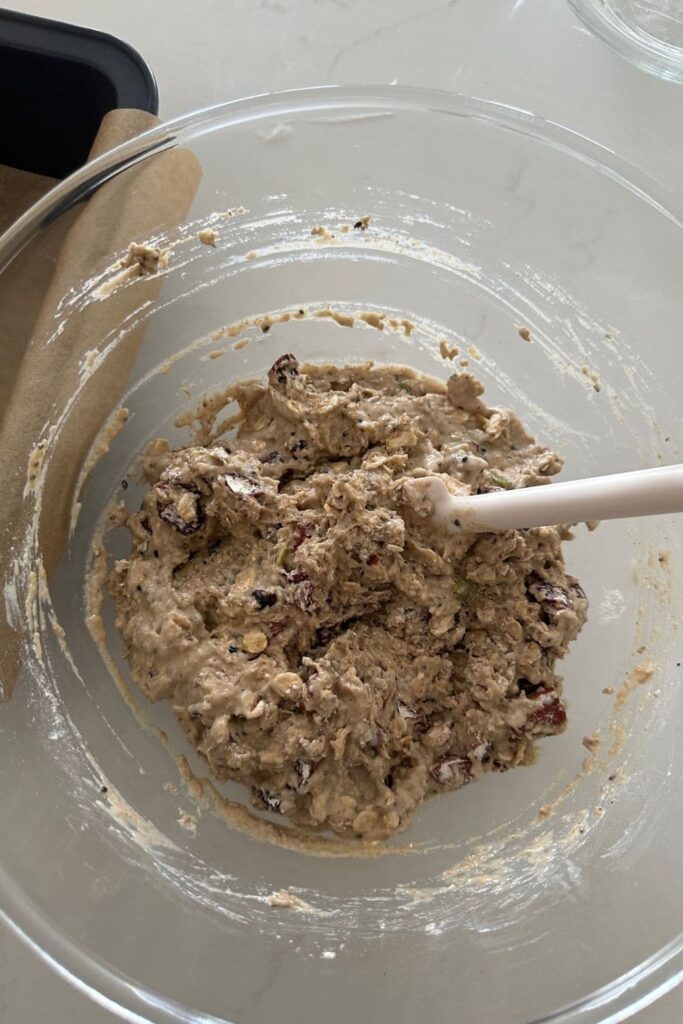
xmin=527 ymin=690 xmax=567 ymax=732
xmin=430 ymin=756 xmax=472 ymax=787
xmin=252 ymin=589 xmax=277 ymax=609
xmin=287 ymin=569 xmax=309 ymax=584
xmin=526 ymin=573 xmax=571 ymax=609
xmin=292 ymin=522 xmax=315 ymax=549
xmin=222 ymin=472 xmax=263 ymax=497
xmin=366 ymin=553 xmax=380 ymax=566
xmin=268 ymin=353 xmax=299 ymax=387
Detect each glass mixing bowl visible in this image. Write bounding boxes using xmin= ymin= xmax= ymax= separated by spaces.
xmin=1 ymin=86 xmax=683 ymax=1024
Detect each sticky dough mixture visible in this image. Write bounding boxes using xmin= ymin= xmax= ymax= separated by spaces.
xmin=110 ymin=356 xmax=587 ymax=841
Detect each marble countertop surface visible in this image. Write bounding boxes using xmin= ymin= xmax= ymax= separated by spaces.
xmin=2 ymin=1 xmax=681 ymax=1021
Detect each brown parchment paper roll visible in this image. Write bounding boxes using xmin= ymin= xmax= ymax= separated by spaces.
xmin=0 ymin=109 xmax=201 ymax=699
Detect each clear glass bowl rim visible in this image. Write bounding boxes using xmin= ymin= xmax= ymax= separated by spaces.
xmin=1 ymin=83 xmax=683 ymax=1024
xmin=567 ymin=0 xmax=683 ymax=81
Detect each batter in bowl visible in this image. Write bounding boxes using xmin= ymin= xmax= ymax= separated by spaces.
xmin=110 ymin=355 xmax=587 ymax=841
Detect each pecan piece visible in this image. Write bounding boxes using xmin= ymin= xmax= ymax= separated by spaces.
xmin=527 ymin=689 xmax=567 ymax=733
xmin=156 ymin=484 xmax=204 ymax=535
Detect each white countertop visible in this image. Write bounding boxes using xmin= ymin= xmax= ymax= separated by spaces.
xmin=1 ymin=1 xmax=681 ymax=1021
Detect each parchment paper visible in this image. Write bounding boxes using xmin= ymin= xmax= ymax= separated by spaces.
xmin=0 ymin=109 xmax=201 ymax=698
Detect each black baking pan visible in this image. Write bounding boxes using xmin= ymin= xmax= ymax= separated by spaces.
xmin=0 ymin=8 xmax=158 ymax=179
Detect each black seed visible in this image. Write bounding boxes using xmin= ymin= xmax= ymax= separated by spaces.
xmin=121 ymin=479 xmax=128 ymax=490
xmin=153 ymin=549 xmax=159 ymax=558
xmin=252 ymin=589 xmax=277 ymax=609
xmin=288 ymin=438 xmax=308 ymax=454
xmin=228 ymin=644 xmax=238 ymax=653
xmin=100 ymin=785 xmax=108 ymax=793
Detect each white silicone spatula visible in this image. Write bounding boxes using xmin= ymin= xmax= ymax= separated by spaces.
xmin=407 ymin=465 xmax=683 ymax=532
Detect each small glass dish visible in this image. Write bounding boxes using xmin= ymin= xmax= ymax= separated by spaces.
xmin=568 ymin=0 xmax=683 ymax=82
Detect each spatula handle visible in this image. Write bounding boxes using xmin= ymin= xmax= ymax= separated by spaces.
xmin=417 ymin=465 xmax=683 ymax=532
